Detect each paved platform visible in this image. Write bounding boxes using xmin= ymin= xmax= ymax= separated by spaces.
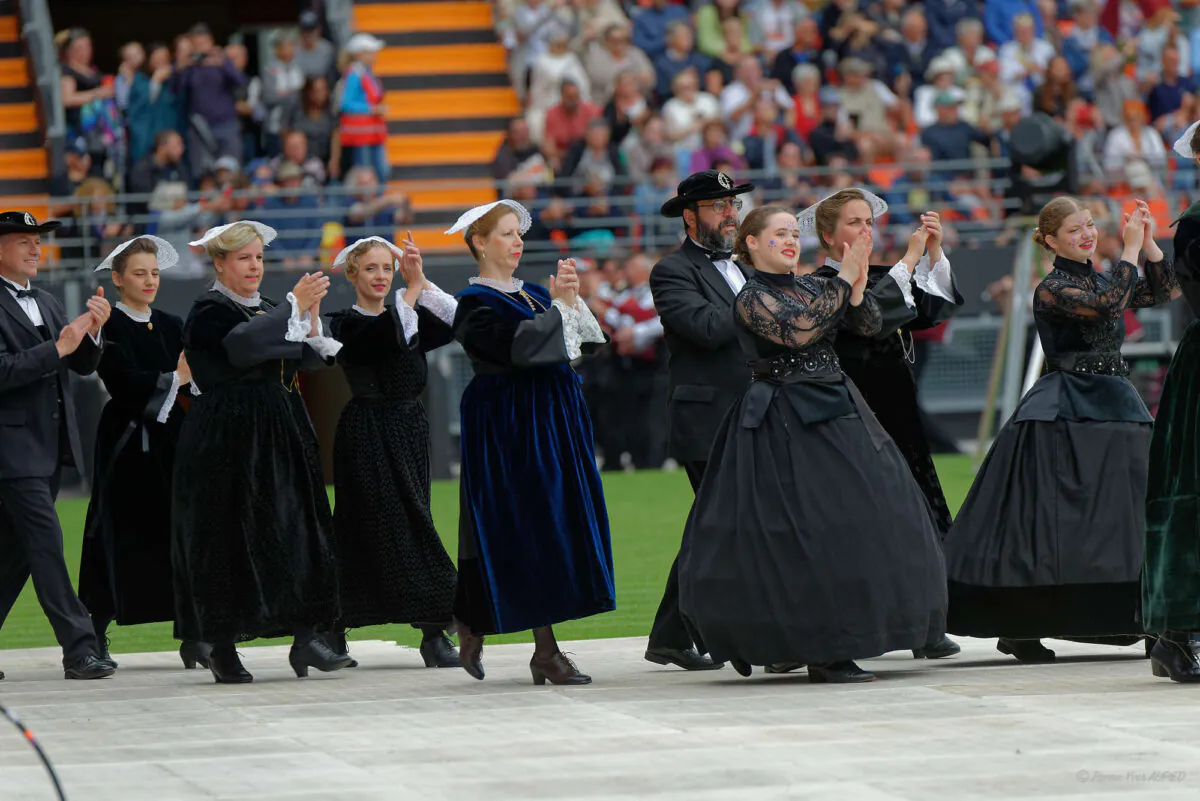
xmin=1 ymin=636 xmax=1199 ymax=800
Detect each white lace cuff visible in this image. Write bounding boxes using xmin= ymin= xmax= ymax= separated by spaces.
xmin=306 ymin=335 xmax=343 ymax=360
xmin=190 ymin=381 xmax=202 ymax=396
xmin=395 ymin=290 xmax=419 ymax=344
xmin=913 ymin=254 xmax=957 ymax=303
xmin=576 ymin=300 xmax=606 ymax=345
xmin=156 ymin=371 xmax=182 ymax=424
xmin=889 ymin=261 xmax=917 ymax=311
xmin=417 ymin=282 xmax=458 ymax=326
xmin=553 ymin=298 xmax=585 ymax=360
xmin=285 ymin=292 xmax=313 ymax=342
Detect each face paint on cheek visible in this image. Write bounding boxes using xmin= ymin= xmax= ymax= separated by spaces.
xmin=768 ymin=240 xmax=777 ymax=248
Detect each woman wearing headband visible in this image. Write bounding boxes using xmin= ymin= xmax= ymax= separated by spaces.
xmin=1144 ymin=122 xmax=1200 ymax=682
xmin=678 ymin=206 xmax=948 ymax=682
xmin=447 ymin=200 xmax=614 ymax=685
xmin=172 ymin=221 xmax=352 ymax=684
xmin=804 ymin=188 xmax=963 ymax=661
xmin=324 ymin=235 xmax=460 ymax=669
xmin=944 ymin=197 xmax=1177 ymax=666
xmin=78 ymin=236 xmax=210 ymax=671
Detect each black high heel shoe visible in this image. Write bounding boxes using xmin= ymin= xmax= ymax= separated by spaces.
xmin=1150 ymin=633 xmax=1200 ymax=683
xmin=209 ymin=646 xmax=253 ymax=684
xmin=730 ymin=659 xmax=753 ymax=677
xmin=420 ymin=632 xmax=460 ymax=668
xmin=180 ymin=640 xmax=213 ymax=670
xmin=289 ymin=637 xmax=353 ymax=678
xmin=996 ymin=638 xmax=1056 ymax=663
xmin=808 ymin=661 xmax=875 ymax=683
xmin=459 ymin=631 xmax=485 ymax=680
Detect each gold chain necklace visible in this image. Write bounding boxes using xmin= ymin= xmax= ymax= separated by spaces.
xmin=517 ymin=289 xmax=545 ymax=312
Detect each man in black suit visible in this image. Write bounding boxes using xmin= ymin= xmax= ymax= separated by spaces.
xmin=644 ymin=171 xmax=754 ymax=671
xmin=0 ymin=211 xmax=116 ymax=680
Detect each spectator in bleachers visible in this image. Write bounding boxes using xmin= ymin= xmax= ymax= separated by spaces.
xmin=984 ymin=0 xmax=1042 ymax=45
xmin=114 ymin=42 xmax=144 ymax=112
xmin=941 ymin=18 xmax=991 ymax=84
xmin=990 ymin=93 xmax=1028 ymax=158
xmin=1067 ymin=102 xmax=1108 ymax=194
xmin=695 ymin=0 xmax=751 ymax=59
xmin=719 ymin=55 xmax=792 ymax=142
xmin=1063 ymin=0 xmax=1113 ymax=96
xmin=1091 ymin=42 xmax=1141 ymax=128
xmin=633 ymin=155 xmax=677 ymax=247
xmin=661 ymin=67 xmax=720 ymax=151
xmin=569 ymin=167 xmax=619 ymax=246
xmin=1103 ymin=99 xmax=1168 ymax=172
xmin=808 ymin=85 xmax=858 ymax=165
xmin=267 ymin=129 xmax=327 ymax=187
xmin=263 ymin=162 xmax=321 ymax=270
xmin=924 ymin=0 xmax=981 ymax=51
xmin=493 ymin=117 xmax=542 ymax=185
xmin=564 ymin=119 xmax=623 ymax=188
xmin=261 ymin=30 xmax=306 ymax=158
xmin=542 ymin=80 xmax=602 ymax=164
xmin=652 ymin=21 xmax=710 ymax=102
xmin=126 ymin=42 xmax=184 ymax=165
xmin=741 ymin=97 xmax=800 ymax=172
xmin=770 ymin=17 xmax=821 ymax=93
xmin=297 ymin=11 xmax=336 ymax=82
xmin=60 ymin=177 xmax=131 ymax=269
xmin=128 ymin=129 xmax=188 ymax=200
xmin=603 ymin=71 xmax=651 ymax=144
xmin=146 ymin=181 xmax=219 ymax=278
xmin=1033 ymin=56 xmax=1079 ymax=122
xmin=212 ymin=156 xmax=241 ymax=189
xmin=572 ymin=0 xmax=627 ymax=56
xmin=632 ymin=0 xmax=690 ymax=61
xmin=998 ymin=12 xmax=1055 ymax=92
xmin=338 ymin=33 xmax=389 ymax=183
xmin=748 ymin=0 xmax=809 ymax=60
xmin=342 ymin=165 xmax=412 ymax=240
xmin=283 ymin=77 xmax=338 ymax=181
xmin=885 ymin=8 xmax=937 ymax=87
xmin=921 ymin=93 xmax=990 ymax=163
xmin=790 ymin=62 xmax=822 ymax=142
xmin=758 ymin=139 xmax=813 ymax=208
xmin=174 ymin=24 xmax=246 ymax=178
xmin=50 ymin=137 xmax=91 ymax=203
xmin=529 ymin=23 xmax=592 ymax=143
xmin=223 ymin=43 xmax=262 ymax=164
xmin=687 ymin=118 xmax=742 ymax=172
xmin=869 ymin=0 xmax=910 ymax=44
xmin=586 ymin=23 xmax=655 ymax=106
xmin=621 ymin=114 xmax=674 ymax=181
xmin=59 ymin=28 xmax=117 ymax=172
xmin=707 ymin=15 xmax=755 ymax=86
xmin=962 ymin=51 xmax=1021 ymax=130
xmin=507 ymin=0 xmax=577 ymax=99
xmin=1136 ymin=4 xmax=1190 ymax=83
xmin=914 ymin=55 xmax=965 ymax=129
xmin=837 ymin=57 xmax=896 ymax=135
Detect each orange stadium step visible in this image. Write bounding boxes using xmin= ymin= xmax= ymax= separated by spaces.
xmin=0 ymin=102 xmax=38 ymax=134
xmin=391 ymin=182 xmax=497 ymax=210
xmin=0 ymin=148 xmax=48 ymax=180
xmin=404 ymin=224 xmax=469 ymax=253
xmin=385 ymin=87 xmax=520 ymax=121
xmin=353 ymin=2 xmax=494 ymax=34
xmin=0 ymin=57 xmax=28 ymax=88
xmin=0 ymin=15 xmax=17 ymax=43
xmin=387 ymin=131 xmax=506 ymax=167
xmin=376 ymin=44 xmax=509 ymax=77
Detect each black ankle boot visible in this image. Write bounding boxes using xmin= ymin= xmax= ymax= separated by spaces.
xmin=419 ymin=631 xmax=460 ymax=668
xmin=1150 ymin=632 xmax=1200 ymax=683
xmin=997 ymin=638 xmax=1056 ymax=663
xmin=289 ymin=636 xmax=353 ymax=678
xmin=209 ymin=645 xmax=253 ymax=684
xmin=93 ymin=618 xmax=117 ymax=669
xmin=180 ymin=640 xmax=213 ymax=670
xmin=327 ymin=631 xmax=358 ymax=668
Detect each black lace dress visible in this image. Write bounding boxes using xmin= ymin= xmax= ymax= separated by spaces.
xmin=677 ymin=270 xmax=948 ymax=667
xmin=326 ymin=298 xmax=458 ymax=629
xmin=944 ymin=255 xmax=1179 ymax=640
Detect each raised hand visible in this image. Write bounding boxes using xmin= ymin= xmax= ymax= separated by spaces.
xmin=550 ymin=258 xmax=580 ymax=307
xmin=1122 ymin=204 xmax=1147 ymax=261
xmin=86 ymin=286 xmax=111 ymax=335
xmin=902 ymin=225 xmax=931 ymax=275
xmin=921 ymin=211 xmax=944 ymax=263
xmin=845 ymin=229 xmax=873 ymax=306
xmin=292 ymin=272 xmax=330 ymax=312
xmin=1138 ymin=200 xmax=1164 ymax=261
xmin=56 ymin=312 xmax=94 ymax=358
xmin=401 ymin=230 xmax=425 ymax=289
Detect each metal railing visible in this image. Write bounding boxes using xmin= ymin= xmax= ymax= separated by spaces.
xmin=19 ymin=0 xmax=65 ymax=181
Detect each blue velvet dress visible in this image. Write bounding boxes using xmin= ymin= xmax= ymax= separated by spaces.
xmin=453 ymin=280 xmax=615 ymax=634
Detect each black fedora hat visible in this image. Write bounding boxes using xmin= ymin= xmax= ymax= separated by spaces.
xmin=0 ymin=211 xmax=61 ymax=235
xmin=661 ymin=170 xmax=754 ymax=218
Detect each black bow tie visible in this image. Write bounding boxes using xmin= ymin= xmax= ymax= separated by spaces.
xmin=11 ymin=287 xmax=37 ymax=299
xmin=700 ymin=245 xmax=733 ymax=261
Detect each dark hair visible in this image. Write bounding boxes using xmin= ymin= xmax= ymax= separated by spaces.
xmin=153 ymin=129 xmax=180 ymax=151
xmin=1032 ymin=196 xmax=1086 ymax=251
xmin=143 ymin=41 xmax=168 ymax=75
xmin=735 ymin=205 xmax=792 ymax=266
xmin=112 ymin=237 xmax=159 ymax=274
xmin=301 ymin=76 xmax=329 ymax=113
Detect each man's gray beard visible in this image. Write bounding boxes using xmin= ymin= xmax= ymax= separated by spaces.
xmin=696 ymin=217 xmax=736 ymax=253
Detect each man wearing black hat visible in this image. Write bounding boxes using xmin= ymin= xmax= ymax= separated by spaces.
xmin=0 ymin=211 xmax=115 ymax=680
xmin=644 ymin=170 xmax=754 ymax=671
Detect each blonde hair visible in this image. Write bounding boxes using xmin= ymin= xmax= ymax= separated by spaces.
xmin=343 ymin=240 xmax=394 ymax=280
xmin=814 ymin=188 xmax=870 ymax=253
xmin=204 ymin=221 xmax=265 ymax=261
xmin=1032 ymin=196 xmax=1086 ymax=252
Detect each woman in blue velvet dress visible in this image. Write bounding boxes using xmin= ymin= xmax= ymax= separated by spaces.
xmin=447 ymin=200 xmax=614 ymax=686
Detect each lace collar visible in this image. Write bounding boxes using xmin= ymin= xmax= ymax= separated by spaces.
xmin=469 ymin=276 xmax=523 ymax=293
xmin=823 ymin=257 xmax=841 ymax=269
xmin=116 ymin=302 xmax=151 ymax=323
xmin=211 ymin=279 xmax=261 ymax=307
xmin=1053 ymin=255 xmax=1093 ymax=279
xmin=352 ymin=305 xmax=381 ymax=317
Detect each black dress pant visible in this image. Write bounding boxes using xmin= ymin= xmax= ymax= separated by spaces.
xmin=0 ymin=472 xmax=96 ymax=663
xmin=648 ymin=460 xmax=707 ymax=652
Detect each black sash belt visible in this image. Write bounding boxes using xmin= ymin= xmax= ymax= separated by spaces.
xmin=741 ymin=367 xmax=889 ymax=452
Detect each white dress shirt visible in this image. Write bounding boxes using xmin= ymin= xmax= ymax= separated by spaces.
xmin=2 ymin=275 xmax=103 ymax=345
xmin=689 ymin=240 xmax=746 ymax=295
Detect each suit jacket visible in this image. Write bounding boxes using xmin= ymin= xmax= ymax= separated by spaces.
xmin=0 ymin=286 xmax=102 ymax=480
xmin=649 ymin=238 xmax=752 ymax=464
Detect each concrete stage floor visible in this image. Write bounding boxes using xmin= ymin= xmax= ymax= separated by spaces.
xmin=1 ymin=636 xmax=1199 ymax=800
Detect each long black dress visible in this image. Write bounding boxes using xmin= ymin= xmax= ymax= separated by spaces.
xmin=816 ymin=257 xmax=962 ymax=533
xmin=944 ymin=255 xmax=1178 ymax=640
xmin=172 ymin=287 xmax=340 ymax=644
xmin=678 ymin=270 xmax=948 ymax=666
xmin=326 ymin=295 xmax=458 ymax=629
xmin=79 ymin=305 xmax=187 ymax=626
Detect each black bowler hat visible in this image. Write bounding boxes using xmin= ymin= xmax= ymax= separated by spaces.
xmin=0 ymin=211 xmax=61 ymax=235
xmin=661 ymin=170 xmax=754 ymax=218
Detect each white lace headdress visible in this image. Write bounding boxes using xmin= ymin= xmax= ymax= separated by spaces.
xmin=94 ymin=235 xmax=179 ymax=272
xmin=796 ymin=188 xmax=889 ymax=237
xmin=1174 ymin=120 xmax=1200 ymax=158
xmin=188 ymin=220 xmax=278 ymax=248
xmin=444 ymin=200 xmax=532 ymax=237
xmin=333 ymin=236 xmax=405 ymax=269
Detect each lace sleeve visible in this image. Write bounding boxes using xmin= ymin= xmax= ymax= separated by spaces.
xmin=1034 ymin=261 xmax=1138 ymax=322
xmin=734 ymin=277 xmax=851 ymax=349
xmin=1131 ymin=257 xmax=1182 ymax=309
xmin=842 ymin=291 xmax=883 ymax=337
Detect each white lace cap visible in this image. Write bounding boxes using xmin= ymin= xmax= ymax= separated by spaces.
xmin=93 ymin=235 xmax=179 ymax=272
xmin=333 ymin=236 xmax=405 ymax=269
xmin=796 ymin=188 xmax=889 ymax=237
xmin=188 ymin=220 xmax=278 ymax=248
xmin=444 ymin=200 xmax=531 ymax=237
xmin=1174 ymin=120 xmax=1200 ymax=158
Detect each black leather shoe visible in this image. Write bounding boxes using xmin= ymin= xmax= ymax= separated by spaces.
xmin=289 ymin=637 xmax=353 ymax=678
xmin=730 ymin=659 xmax=753 ymax=677
xmin=764 ymin=662 xmax=805 ymax=674
xmin=180 ymin=640 xmax=213 ymax=670
xmin=96 ymin=636 xmax=118 ymax=670
xmin=326 ymin=632 xmax=358 ymax=669
xmin=644 ymin=646 xmax=725 ymax=670
xmin=420 ymin=633 xmax=461 ymax=668
xmin=913 ymin=635 xmax=961 ymax=659
xmin=460 ymin=632 xmax=485 ymax=680
xmin=209 ymin=646 xmax=253 ymax=684
xmin=1150 ymin=633 xmax=1200 ymax=683
xmin=997 ymin=638 xmax=1056 ymax=663
xmin=808 ymin=661 xmax=875 ymax=683
xmin=64 ymin=655 xmax=115 ymax=680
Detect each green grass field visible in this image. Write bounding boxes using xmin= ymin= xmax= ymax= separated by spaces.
xmin=0 ymin=456 xmax=977 ymax=655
